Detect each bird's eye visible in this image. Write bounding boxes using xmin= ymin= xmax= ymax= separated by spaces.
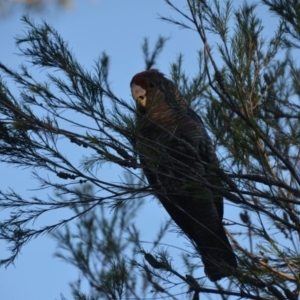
xmin=149 ymin=82 xmax=155 ymax=88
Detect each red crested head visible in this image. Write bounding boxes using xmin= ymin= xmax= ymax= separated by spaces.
xmin=130 ymin=69 xmax=165 ymax=88
xmin=130 ymin=69 xmax=166 ymax=108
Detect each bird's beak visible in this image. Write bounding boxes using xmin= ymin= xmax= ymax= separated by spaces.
xmin=131 ymin=83 xmax=147 ymax=107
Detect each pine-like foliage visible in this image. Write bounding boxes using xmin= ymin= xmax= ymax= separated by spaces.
xmin=1 ymin=0 xmax=300 ymax=299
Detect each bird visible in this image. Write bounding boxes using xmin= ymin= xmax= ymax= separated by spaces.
xmin=130 ymin=69 xmax=237 ymax=281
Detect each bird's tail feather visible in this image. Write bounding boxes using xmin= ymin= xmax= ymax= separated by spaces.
xmin=196 ymin=224 xmax=237 ymax=281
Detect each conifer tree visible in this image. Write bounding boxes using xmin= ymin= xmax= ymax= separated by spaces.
xmin=1 ymin=1 xmax=300 ymax=299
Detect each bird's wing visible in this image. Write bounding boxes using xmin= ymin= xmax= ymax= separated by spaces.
xmin=176 ymin=107 xmax=224 ymax=219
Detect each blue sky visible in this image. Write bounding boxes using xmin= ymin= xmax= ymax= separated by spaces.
xmin=0 ymin=1 xmax=280 ymax=300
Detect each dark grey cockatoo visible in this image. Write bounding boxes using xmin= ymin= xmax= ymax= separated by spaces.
xmin=130 ymin=69 xmax=237 ymax=281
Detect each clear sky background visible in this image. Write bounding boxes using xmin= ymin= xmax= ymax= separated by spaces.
xmin=0 ymin=1 xmax=279 ymax=300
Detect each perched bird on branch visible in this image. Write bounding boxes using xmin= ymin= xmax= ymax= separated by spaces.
xmin=130 ymin=69 xmax=237 ymax=281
